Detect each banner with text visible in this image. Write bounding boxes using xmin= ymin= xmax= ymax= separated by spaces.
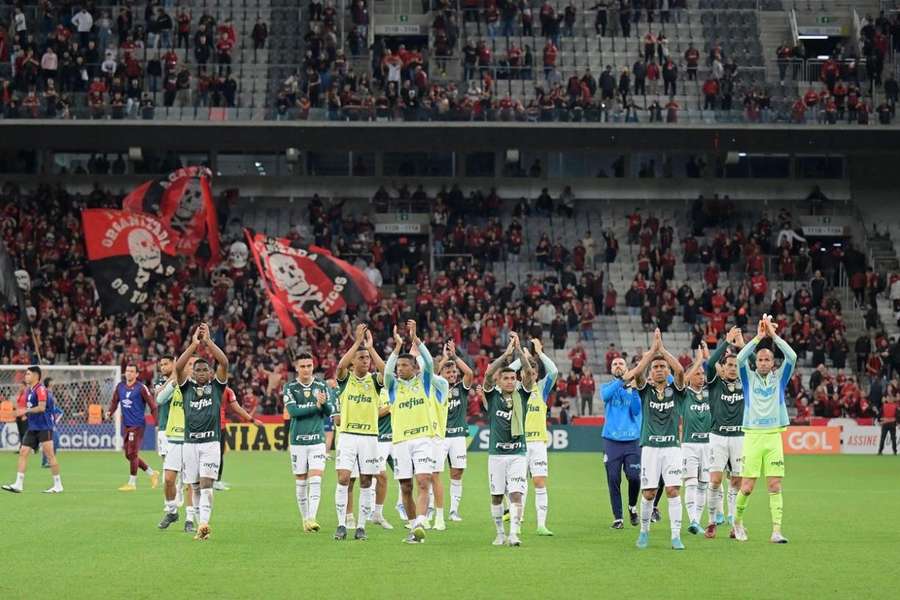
xmin=781 ymin=426 xmax=841 ymax=455
xmin=1 ymin=423 xmax=155 ymax=451
xmin=223 ymin=423 xmax=289 ymax=451
xmin=467 ymin=425 xmax=605 ymax=452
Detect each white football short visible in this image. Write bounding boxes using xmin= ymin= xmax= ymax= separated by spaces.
xmin=488 ymin=454 xmax=527 ymax=496
xmin=393 ymin=437 xmax=434 ymax=480
xmin=335 ymin=433 xmax=380 ymax=476
xmin=290 ymin=443 xmax=327 ymax=475
xmin=182 ymin=441 xmax=220 ymax=484
xmin=640 ymin=446 xmax=683 ymax=489
xmin=681 ymin=442 xmax=710 ymax=483
xmin=526 ymin=441 xmax=549 ymax=478
xmin=708 ymin=433 xmax=744 ymax=476
xmin=163 ymin=440 xmax=184 ymax=473
xmin=439 ymin=436 xmax=468 ymax=471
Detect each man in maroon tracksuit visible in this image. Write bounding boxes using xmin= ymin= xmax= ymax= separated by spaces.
xmin=108 ymin=364 xmax=158 ymax=491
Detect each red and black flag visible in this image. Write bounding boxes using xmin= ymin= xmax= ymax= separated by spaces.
xmin=122 ymin=166 xmax=220 ymax=265
xmin=82 ymin=209 xmax=179 ymax=314
xmin=244 ymin=229 xmax=380 ymax=336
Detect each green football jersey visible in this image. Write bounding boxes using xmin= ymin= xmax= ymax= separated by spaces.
xmin=180 ymin=378 xmax=226 ymax=444
xmin=637 ymin=382 xmax=684 ymax=448
xmin=705 ymin=343 xmax=745 ymax=437
xmin=681 ymin=386 xmax=711 ymax=444
xmin=445 ymin=383 xmax=470 ymax=438
xmin=283 ymin=379 xmax=332 ymax=446
xmin=154 ymin=376 xmax=170 ymax=430
xmin=485 ymin=387 xmax=528 ymax=456
xmin=377 ymin=413 xmax=392 ymax=442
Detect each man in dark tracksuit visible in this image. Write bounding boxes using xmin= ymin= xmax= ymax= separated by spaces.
xmin=600 ymin=357 xmax=642 ymax=529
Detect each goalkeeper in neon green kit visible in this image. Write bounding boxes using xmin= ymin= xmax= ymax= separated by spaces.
xmin=733 ymin=315 xmax=795 ymax=544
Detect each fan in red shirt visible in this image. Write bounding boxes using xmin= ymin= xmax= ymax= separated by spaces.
xmin=750 ymin=271 xmax=768 ymax=305
xmin=568 ymin=344 xmax=587 ymax=374
xmin=578 ymin=370 xmax=596 ymax=416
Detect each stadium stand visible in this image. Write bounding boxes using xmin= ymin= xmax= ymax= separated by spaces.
xmin=3 ymin=177 xmax=897 ymax=426
xmin=1 ymin=0 xmax=896 ymax=123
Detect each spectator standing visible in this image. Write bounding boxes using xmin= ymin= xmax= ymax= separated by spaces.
xmin=579 ymin=368 xmax=596 ymax=415
xmin=878 ymin=394 xmax=897 ymax=455
xmin=252 ymin=18 xmax=269 ymax=50
xmin=72 ymin=8 xmax=94 ymax=49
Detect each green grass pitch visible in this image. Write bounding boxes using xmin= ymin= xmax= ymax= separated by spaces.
xmin=1 ymin=451 xmax=895 ymax=599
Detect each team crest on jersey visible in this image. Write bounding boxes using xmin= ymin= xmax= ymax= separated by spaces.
xmin=452 ymin=388 xmax=459 ymax=398
xmin=664 ymin=387 xmax=673 ymax=398
xmin=727 ymin=383 xmax=735 ymax=392
xmin=200 ymin=384 xmax=211 ymax=395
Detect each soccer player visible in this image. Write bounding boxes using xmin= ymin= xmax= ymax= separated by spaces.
xmin=483 ymin=332 xmax=534 ymax=547
xmin=732 ymin=315 xmax=796 ymax=544
xmin=434 ymin=340 xmax=473 ymax=523
xmin=384 ymin=320 xmax=439 ymax=544
xmin=518 ymin=338 xmax=558 ymax=536
xmin=2 ymin=366 xmax=63 ymax=494
xmin=622 ymin=329 xmax=687 ymax=550
xmin=600 ymin=356 xmax=642 ymax=529
xmin=175 ymin=323 xmax=230 ymax=541
xmin=157 ymin=356 xmax=196 ymax=531
xmin=704 ymin=326 xmax=746 ymax=538
xmin=334 ymin=324 xmax=385 ymax=541
xmin=426 ymin=343 xmax=451 ymax=531
xmin=108 ymin=364 xmax=159 ymax=492
xmin=154 ymin=355 xmax=184 ymax=526
xmin=284 ymin=353 xmax=333 ymax=533
xmin=681 ymin=348 xmax=711 ymax=535
xmin=372 ymin=385 xmax=395 ymax=529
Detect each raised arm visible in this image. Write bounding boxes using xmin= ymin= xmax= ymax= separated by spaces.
xmin=506 ymin=332 xmax=534 ymax=390
xmin=383 ymin=326 xmax=402 ymax=401
xmin=623 ymin=332 xmax=660 ymax=386
xmin=767 ymin=317 xmax=797 ymax=383
xmin=484 ymin=338 xmax=515 ymax=391
xmin=365 ymin=329 xmax=385 ymax=382
xmin=684 ymin=348 xmax=704 ymax=385
xmin=658 ymin=340 xmax=685 ymax=390
xmin=706 ymin=333 xmax=731 ymax=380
xmin=449 ymin=341 xmax=475 ymax=388
xmin=531 ymin=337 xmax=558 ymax=401
xmin=175 ymin=326 xmax=202 ymax=386
xmin=737 ymin=321 xmax=762 ymax=368
xmin=201 ymin=323 xmax=229 ymax=382
xmin=337 ymin=323 xmax=367 ymax=380
xmin=408 ymin=319 xmax=434 ymax=394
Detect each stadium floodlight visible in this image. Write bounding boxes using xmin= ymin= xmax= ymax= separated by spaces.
xmin=286 ymin=148 xmax=300 ymax=163
xmin=128 ymin=146 xmax=143 ymax=162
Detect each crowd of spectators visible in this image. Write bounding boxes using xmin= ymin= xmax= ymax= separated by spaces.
xmin=3 ymin=180 xmax=900 ymax=424
xmin=0 ymin=3 xmax=268 ymax=119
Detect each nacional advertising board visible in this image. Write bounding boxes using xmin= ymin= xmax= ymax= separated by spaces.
xmin=0 ymin=423 xmax=155 ymax=450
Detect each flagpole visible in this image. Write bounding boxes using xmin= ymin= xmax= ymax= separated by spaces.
xmin=29 ymin=325 xmax=43 ymax=363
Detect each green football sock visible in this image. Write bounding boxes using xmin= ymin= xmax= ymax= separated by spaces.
xmin=735 ymin=491 xmax=750 ymax=524
xmin=769 ymin=492 xmax=783 ymax=532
